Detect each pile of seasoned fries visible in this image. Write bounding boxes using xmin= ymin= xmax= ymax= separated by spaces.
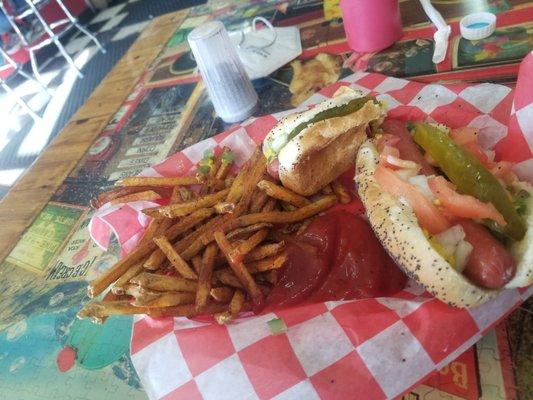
xmin=78 ymin=147 xmax=351 ymax=324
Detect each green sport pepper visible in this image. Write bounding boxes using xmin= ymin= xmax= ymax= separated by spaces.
xmin=287 ymin=96 xmax=377 ymax=143
xmin=412 ymin=122 xmax=526 ymax=241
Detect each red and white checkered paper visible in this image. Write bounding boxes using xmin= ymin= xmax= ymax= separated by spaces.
xmin=90 ymin=53 xmax=533 ymax=400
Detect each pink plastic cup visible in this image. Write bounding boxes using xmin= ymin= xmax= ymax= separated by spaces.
xmin=340 ymin=0 xmax=403 ymax=53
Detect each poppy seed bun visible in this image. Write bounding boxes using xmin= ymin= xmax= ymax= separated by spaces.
xmin=355 ymin=140 xmax=532 ymax=307
xmin=507 ymin=181 xmax=533 ymax=288
xmin=264 ymin=86 xmax=384 ymax=195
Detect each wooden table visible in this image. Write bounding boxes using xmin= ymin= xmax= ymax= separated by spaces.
xmin=0 ymin=1 xmax=530 ymax=399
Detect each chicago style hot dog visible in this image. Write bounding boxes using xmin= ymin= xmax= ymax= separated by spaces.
xmin=355 ymin=120 xmax=533 ymax=307
xmin=263 ymin=86 xmax=385 ymax=195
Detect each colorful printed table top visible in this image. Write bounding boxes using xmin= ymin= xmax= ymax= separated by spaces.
xmin=0 ymin=1 xmax=531 ymax=399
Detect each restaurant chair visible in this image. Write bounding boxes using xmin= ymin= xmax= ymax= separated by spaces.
xmin=0 ymin=0 xmax=105 ymax=84
xmin=0 ymin=46 xmax=48 ymax=120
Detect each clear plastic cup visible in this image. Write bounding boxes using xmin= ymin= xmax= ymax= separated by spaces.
xmin=188 ymin=21 xmax=258 ymax=123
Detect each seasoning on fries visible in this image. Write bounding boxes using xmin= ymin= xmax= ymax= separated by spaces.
xmin=130 ymin=273 xmax=197 ymax=292
xmin=196 ymin=243 xmax=217 ymax=311
xmin=81 ymin=145 xmax=339 ymax=324
xmin=214 ymin=230 xmax=263 ymax=305
xmin=148 ymin=188 xmax=230 ymax=218
xmin=210 ymin=287 xmax=234 ymax=303
xmin=257 ymin=180 xmax=310 ymax=208
xmin=153 ymin=236 xmax=198 ymax=279
xmin=117 ymin=176 xmax=201 ymax=187
xmin=110 ymin=190 xmax=161 ymax=205
xmin=331 ymin=179 xmax=352 ymax=204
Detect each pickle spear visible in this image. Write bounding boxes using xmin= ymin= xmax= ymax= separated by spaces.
xmin=287 ymin=96 xmax=376 ymax=143
xmin=412 ymin=122 xmax=526 ymax=241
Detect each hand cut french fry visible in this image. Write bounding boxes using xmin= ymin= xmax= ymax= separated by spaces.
xmin=153 ymin=236 xmax=198 ymax=279
xmin=257 ymin=180 xmax=311 ymax=208
xmin=143 ymin=249 xmax=166 ymax=271
xmin=233 ymin=229 xmax=269 ymax=258
xmin=179 ymin=213 xmax=236 ymax=259
xmin=229 ymin=289 xmax=245 ymax=316
xmin=143 ymin=208 xmax=216 ymax=270
xmin=88 ymin=238 xmax=157 ymax=298
xmin=214 ymin=269 xmax=244 ymax=289
xmin=130 ymin=272 xmax=197 ymax=292
xmin=225 ymin=165 xmax=246 ymax=203
xmin=146 ymin=302 xmax=231 ymax=318
xmin=148 ymin=188 xmax=230 ymax=218
xmin=210 ymin=287 xmax=234 ymax=303
xmin=112 ymin=262 xmax=144 ymax=295
xmin=116 ymin=176 xmax=201 ymax=187
xmin=214 ymin=202 xmax=235 ymax=214
xmin=248 ymin=189 xmax=269 ymax=213
xmin=134 ymin=291 xmax=195 ymax=308
xmin=215 ymin=161 xmax=232 ymax=181
xmin=214 ymin=289 xmax=246 ymax=324
xmin=234 ymin=195 xmax=337 ymax=227
xmin=178 ymin=187 xmax=195 ymax=202
xmin=331 ymin=180 xmax=351 ymax=204
xmin=195 ymin=243 xmax=217 ymax=311
xmin=247 ymin=253 xmax=287 ymax=273
xmin=215 ymin=147 xmax=233 ymax=182
xmin=110 ymin=190 xmax=161 ymax=205
xmin=226 ymin=223 xmax=273 ymax=241
xmin=214 ymin=231 xmax=263 ymax=303
xmin=93 ymin=291 xmax=121 ymax=324
xmin=233 ymin=150 xmax=267 ymax=216
xmin=92 ymin=186 xmax=172 ymax=208
xmin=165 ymin=207 xmax=216 ymax=241
xmin=170 ymin=185 xmax=183 ymax=203
xmin=321 ymin=184 xmax=333 ymax=194
xmin=214 ymin=311 xmax=232 ymax=324
xmin=138 ymin=218 xmax=163 ymax=247
xmin=77 ymin=301 xmax=151 ymax=322
xmin=191 ymin=255 xmax=202 ymax=274
xmin=225 ymin=177 xmax=235 ymax=188
xmin=245 ymin=241 xmax=285 ymax=262
xmin=125 ymin=284 xmax=161 ymax=305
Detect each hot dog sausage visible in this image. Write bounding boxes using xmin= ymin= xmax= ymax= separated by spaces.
xmin=459 ymin=219 xmax=516 ymax=289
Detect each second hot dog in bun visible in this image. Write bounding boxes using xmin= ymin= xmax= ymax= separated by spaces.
xmin=263 ymin=86 xmax=384 ymax=195
xmin=355 ymin=120 xmax=533 ymax=307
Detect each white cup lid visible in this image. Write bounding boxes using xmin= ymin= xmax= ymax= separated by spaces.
xmin=460 ymin=12 xmax=496 ymax=41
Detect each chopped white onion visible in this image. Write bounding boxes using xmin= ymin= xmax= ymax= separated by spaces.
xmin=454 ymin=240 xmax=473 ymax=272
xmin=408 ymin=175 xmax=436 ymax=201
xmin=483 ymin=149 xmax=495 ymax=162
xmin=385 ymin=155 xmax=420 ymax=171
xmin=270 ymin=133 xmax=288 ymax=153
xmin=396 ymin=168 xmax=419 ymax=180
xmin=434 ymin=225 xmax=465 ymax=247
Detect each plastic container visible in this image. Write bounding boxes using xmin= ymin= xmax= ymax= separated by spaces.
xmin=460 ymin=12 xmax=496 ymax=40
xmin=339 ymin=0 xmax=403 ymax=53
xmin=188 ymin=21 xmax=258 ymax=123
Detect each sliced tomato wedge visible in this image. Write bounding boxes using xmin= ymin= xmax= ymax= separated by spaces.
xmin=381 ymin=119 xmax=435 ymax=175
xmin=450 ymin=127 xmax=495 ymax=168
xmin=375 ymin=165 xmax=451 ymax=234
xmin=450 ymin=127 xmax=478 ymax=146
xmin=490 ymin=161 xmax=517 ymax=185
xmin=428 ymin=176 xmax=507 ymax=226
